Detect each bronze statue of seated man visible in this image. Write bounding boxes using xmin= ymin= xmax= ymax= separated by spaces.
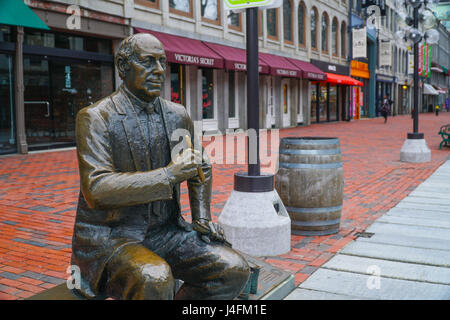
xmin=71 ymin=33 xmax=250 ymax=300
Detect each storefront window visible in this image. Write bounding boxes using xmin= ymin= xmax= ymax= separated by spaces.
xmin=170 ymin=0 xmax=192 ymax=17
xmin=170 ymin=63 xmax=185 ymax=105
xmin=267 ymin=9 xmax=278 ymax=40
xmin=0 ymin=25 xmax=12 ymax=42
xmin=202 ymin=69 xmax=214 ymax=120
xmin=201 ymin=0 xmax=219 ymax=23
xmin=24 ymin=30 xmax=112 ymax=54
xmin=319 ymin=84 xmax=327 ymax=122
xmin=311 ymin=84 xmax=317 ymax=122
xmin=298 ymin=3 xmax=305 ymax=46
xmin=283 ymin=0 xmax=293 ymax=43
xmin=329 ymin=85 xmax=337 ymax=121
xmin=0 ymin=54 xmax=16 ymax=155
xmin=228 ymin=71 xmax=236 ymax=118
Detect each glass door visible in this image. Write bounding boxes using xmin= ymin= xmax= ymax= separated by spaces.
xmin=24 ymin=55 xmax=52 ymax=148
xmin=24 ymin=56 xmax=113 ymax=150
xmin=0 ymin=53 xmax=16 ymax=155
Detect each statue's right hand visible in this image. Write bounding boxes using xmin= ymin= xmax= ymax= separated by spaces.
xmin=166 ymin=148 xmax=202 ymax=185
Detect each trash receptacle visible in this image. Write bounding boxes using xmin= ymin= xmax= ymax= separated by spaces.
xmin=275 ymin=137 xmax=343 ymax=236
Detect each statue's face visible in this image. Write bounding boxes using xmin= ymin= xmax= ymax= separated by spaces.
xmin=125 ymin=36 xmax=166 ymax=102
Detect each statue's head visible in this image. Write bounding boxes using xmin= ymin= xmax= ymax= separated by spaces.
xmin=115 ymin=33 xmax=166 ymax=102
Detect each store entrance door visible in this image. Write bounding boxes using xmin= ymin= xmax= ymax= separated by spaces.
xmin=24 ymin=56 xmax=112 ymax=150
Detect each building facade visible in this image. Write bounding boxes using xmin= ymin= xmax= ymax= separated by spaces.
xmin=4 ymin=0 xmax=402 ymax=155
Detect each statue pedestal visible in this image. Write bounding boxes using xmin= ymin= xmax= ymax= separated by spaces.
xmin=218 ymin=189 xmax=291 ymax=257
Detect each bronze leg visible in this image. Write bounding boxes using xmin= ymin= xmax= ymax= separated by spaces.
xmin=103 ymin=243 xmax=176 ymax=300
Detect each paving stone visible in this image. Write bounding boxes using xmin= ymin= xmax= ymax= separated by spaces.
xmin=340 ymin=241 xmax=450 ymax=267
xmin=377 ymin=215 xmax=450 ymax=229
xmin=356 ymin=233 xmax=450 ymax=251
xmin=299 ymin=269 xmax=450 ymax=300
xmin=285 ymin=288 xmax=364 ymax=300
xmin=366 ymin=222 xmax=450 ymax=241
xmin=386 ymin=208 xmax=450 ymax=222
xmin=322 ymin=255 xmax=450 ymax=285
xmin=0 ymin=272 xmax=22 ymax=280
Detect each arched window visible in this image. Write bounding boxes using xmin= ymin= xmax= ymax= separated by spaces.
xmin=341 ymin=21 xmax=346 ymax=57
xmin=322 ymin=13 xmax=329 ymax=53
xmin=332 ymin=18 xmax=338 ymax=55
xmin=283 ymin=0 xmax=293 ymax=43
xmin=311 ymin=7 xmax=318 ymax=49
xmin=298 ymin=2 xmax=305 ymax=46
xmin=267 ymin=8 xmax=279 ymax=40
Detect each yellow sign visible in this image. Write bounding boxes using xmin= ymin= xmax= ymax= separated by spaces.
xmin=224 ymin=0 xmax=276 ymax=9
xmin=350 ymin=60 xmax=370 ymax=79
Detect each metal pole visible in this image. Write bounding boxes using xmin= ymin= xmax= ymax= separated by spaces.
xmin=413 ymin=7 xmax=419 ymax=134
xmin=246 ymin=7 xmax=260 ymax=176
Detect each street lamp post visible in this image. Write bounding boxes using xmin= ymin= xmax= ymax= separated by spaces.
xmin=395 ymin=0 xmax=440 ymax=163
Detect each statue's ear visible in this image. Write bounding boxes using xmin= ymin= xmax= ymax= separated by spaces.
xmin=116 ymin=56 xmax=129 ymax=80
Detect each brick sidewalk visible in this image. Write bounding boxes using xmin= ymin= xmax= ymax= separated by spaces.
xmin=0 ymin=113 xmax=449 ymax=299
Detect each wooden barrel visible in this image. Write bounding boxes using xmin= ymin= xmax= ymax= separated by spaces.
xmin=275 ymin=137 xmax=343 ymax=236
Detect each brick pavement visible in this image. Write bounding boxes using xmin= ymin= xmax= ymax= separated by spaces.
xmin=0 ymin=112 xmax=449 ymax=299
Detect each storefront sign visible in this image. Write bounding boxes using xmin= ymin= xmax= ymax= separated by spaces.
xmin=352 ymin=27 xmax=367 ymax=59
xmin=276 ymin=69 xmax=298 ymax=77
xmin=379 ymin=41 xmax=391 ymax=67
xmin=310 ymin=59 xmax=349 ymax=76
xmin=351 ymin=61 xmax=370 ymax=79
xmin=376 ymin=74 xmax=396 ymax=83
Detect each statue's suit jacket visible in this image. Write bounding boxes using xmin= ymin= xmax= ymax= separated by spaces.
xmin=71 ymin=87 xmax=212 ymax=298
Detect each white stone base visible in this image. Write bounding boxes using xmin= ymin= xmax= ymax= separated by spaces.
xmin=400 ymin=139 xmax=431 ymax=163
xmin=218 ymin=190 xmax=291 ymax=257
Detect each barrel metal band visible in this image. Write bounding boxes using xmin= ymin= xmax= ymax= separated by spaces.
xmin=280 ymin=148 xmax=341 ymax=155
xmin=286 ymin=205 xmax=342 ymax=214
xmin=280 ymin=162 xmax=343 ymax=169
xmin=281 ymin=138 xmax=340 ymax=145
xmin=291 ymin=219 xmax=341 ymax=227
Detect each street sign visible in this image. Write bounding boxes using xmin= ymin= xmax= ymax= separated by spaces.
xmin=224 ymin=0 xmax=277 ymax=10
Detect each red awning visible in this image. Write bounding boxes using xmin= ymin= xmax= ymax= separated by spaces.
xmin=326 ymin=73 xmax=363 ymax=86
xmin=134 ymin=28 xmax=224 ymax=69
xmin=286 ymin=58 xmax=327 ymax=81
xmin=259 ymin=53 xmax=301 ymax=78
xmin=203 ymin=42 xmax=270 ymax=74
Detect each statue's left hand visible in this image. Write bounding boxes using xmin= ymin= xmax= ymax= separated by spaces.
xmin=192 ymin=219 xmax=232 ymax=247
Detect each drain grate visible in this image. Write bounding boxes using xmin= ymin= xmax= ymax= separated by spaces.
xmin=355 ymin=232 xmax=375 ymax=238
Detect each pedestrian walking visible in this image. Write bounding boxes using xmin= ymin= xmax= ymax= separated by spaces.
xmin=435 ymin=105 xmax=440 ymax=116
xmin=381 ymin=95 xmax=390 ymax=123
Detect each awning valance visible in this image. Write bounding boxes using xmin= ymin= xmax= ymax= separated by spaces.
xmin=326 ymin=73 xmax=363 ymax=86
xmin=134 ymin=28 xmax=224 ymax=69
xmin=0 ymin=0 xmax=49 ymax=30
xmin=203 ymin=42 xmax=270 ymax=74
xmin=259 ymin=52 xmax=301 ymax=78
xmin=286 ymin=58 xmax=327 ymax=81
xmin=423 ymin=83 xmax=439 ymax=95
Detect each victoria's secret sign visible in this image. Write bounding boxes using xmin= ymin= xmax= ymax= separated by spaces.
xmin=173 ymin=53 xmax=216 ymax=67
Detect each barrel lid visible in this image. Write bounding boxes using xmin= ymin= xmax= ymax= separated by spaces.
xmin=280 ymin=137 xmax=340 ymax=145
